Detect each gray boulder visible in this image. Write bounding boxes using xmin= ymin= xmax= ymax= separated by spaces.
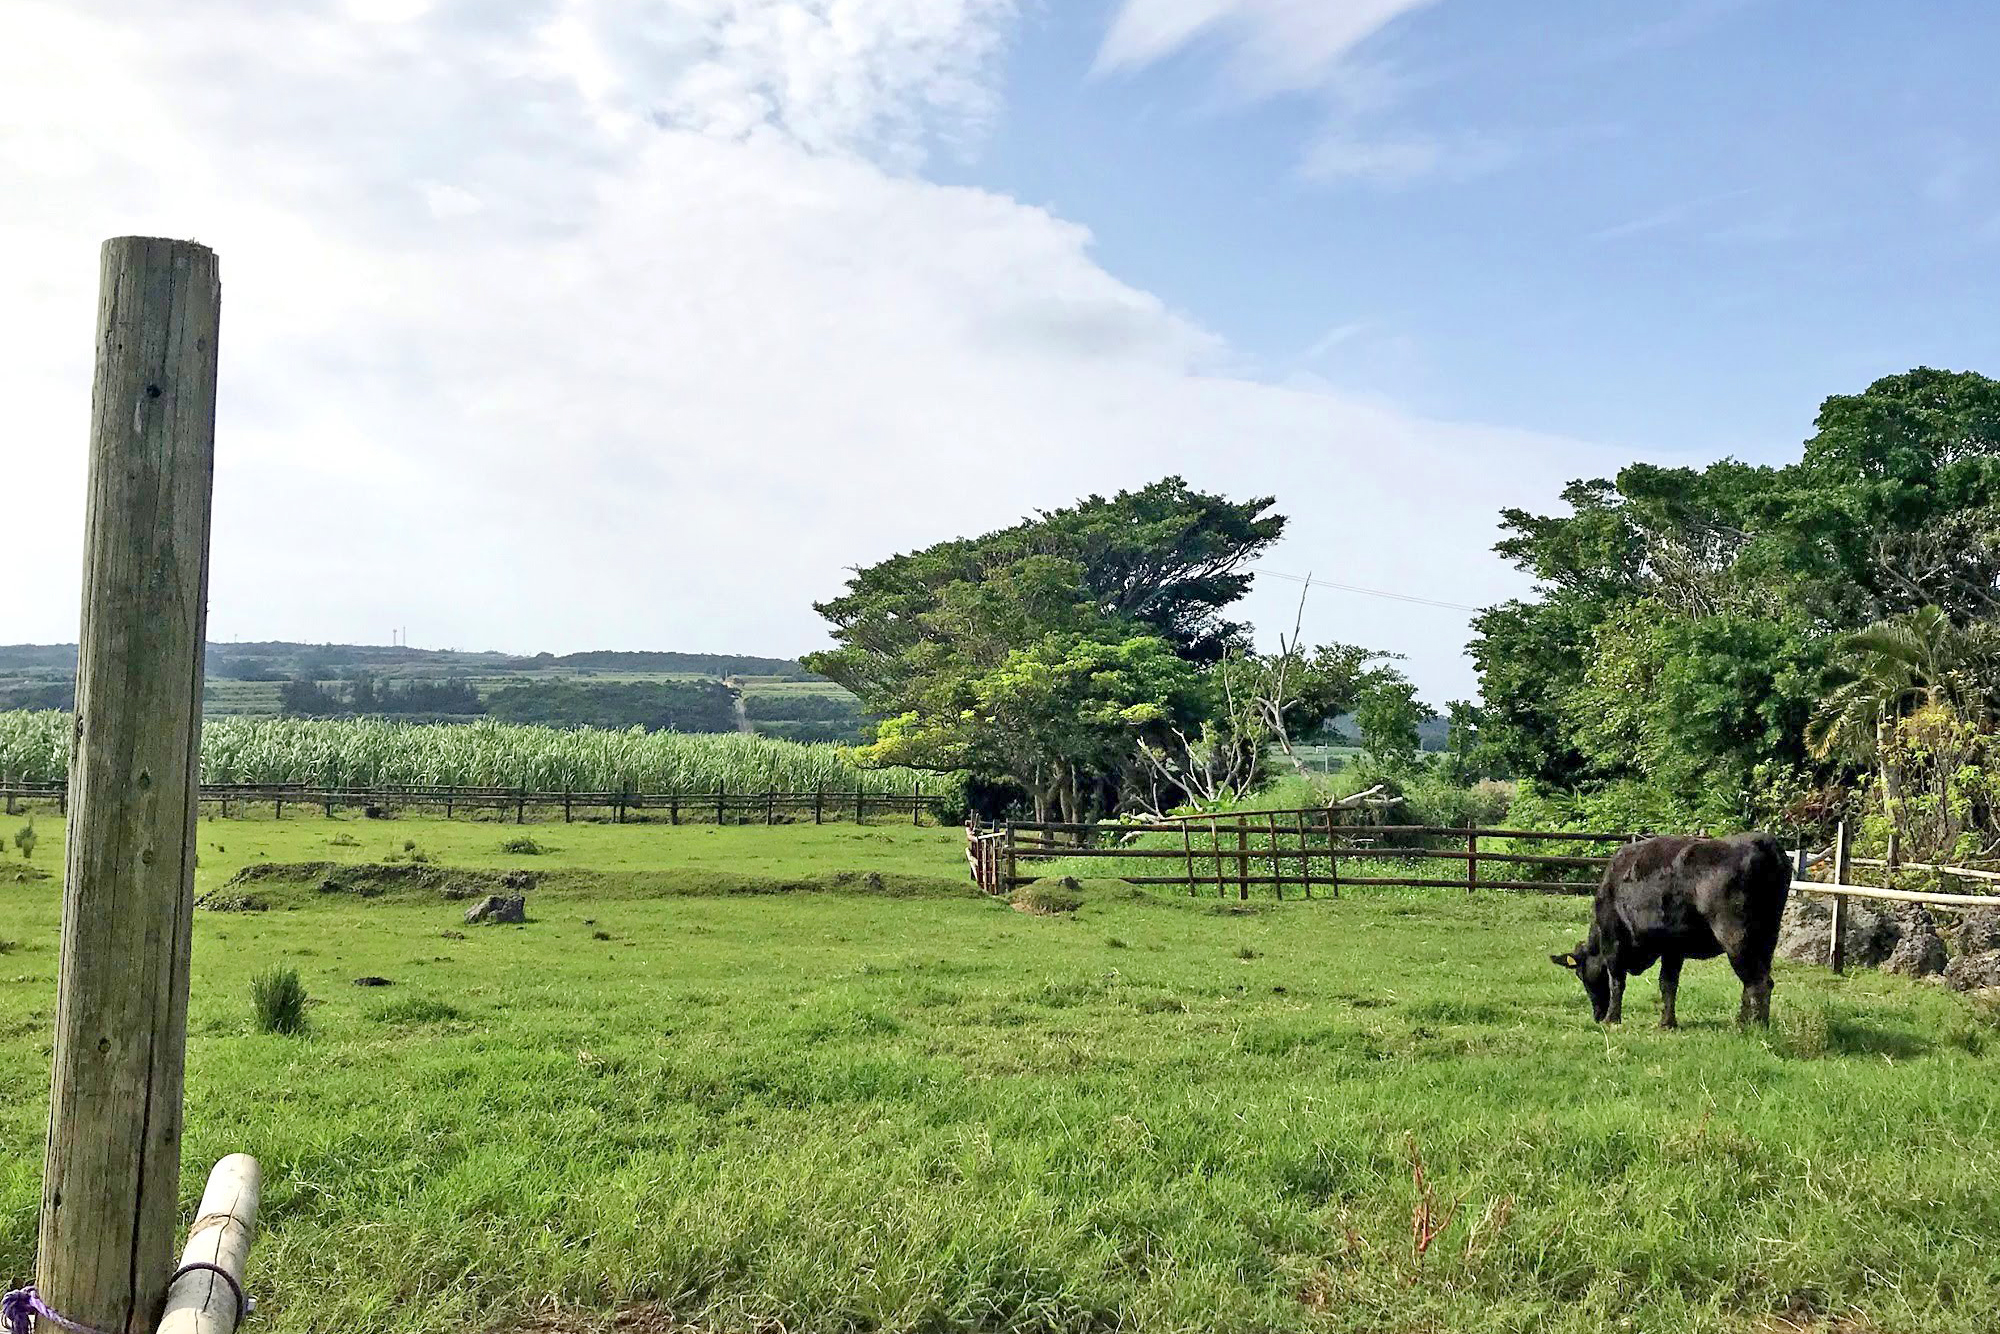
xmin=464 ymin=894 xmax=526 ymax=925
xmin=1944 ymin=908 xmax=2000 ymax=954
xmin=1945 ymin=949 xmax=2000 ymax=993
xmin=1884 ymin=911 xmax=1948 ymax=977
xmin=1776 ymin=896 xmax=1833 ymax=965
xmin=1778 ymin=897 xmax=1927 ymax=971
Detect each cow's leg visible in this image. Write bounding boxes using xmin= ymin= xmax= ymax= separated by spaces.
xmin=1658 ymin=955 xmax=1682 ymax=1029
xmin=1728 ymin=951 xmax=1774 ymax=1027
xmin=1606 ymin=970 xmax=1625 ymax=1025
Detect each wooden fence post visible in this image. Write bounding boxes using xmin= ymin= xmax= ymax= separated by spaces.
xmin=855 ymin=788 xmax=865 ymax=824
xmin=563 ymin=788 xmax=572 ymax=823
xmin=1466 ymin=827 xmax=1479 ymax=893
xmin=1002 ymin=821 xmax=1016 ymax=893
xmin=41 ymin=236 xmax=220 ymax=1334
xmin=515 ymin=786 xmax=526 ymax=825
xmin=913 ymin=782 xmax=924 ymax=826
xmin=1181 ymin=823 xmax=1196 ymax=896
xmin=1297 ymin=813 xmax=1311 ymax=898
xmin=717 ymin=784 xmax=727 ymax=826
xmin=1267 ymin=812 xmax=1283 ymax=900
xmin=1237 ymin=826 xmax=1249 ymax=900
xmin=813 ymin=787 xmax=823 ymax=824
xmin=1327 ymin=818 xmax=1341 ymax=899
xmin=1830 ymin=819 xmax=1852 ymax=975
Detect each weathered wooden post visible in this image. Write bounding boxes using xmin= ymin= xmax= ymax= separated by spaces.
xmin=40 ymin=236 xmax=220 ymax=1334
xmin=1465 ymin=826 xmax=1479 ymax=894
xmin=1830 ymin=819 xmax=1852 ymax=975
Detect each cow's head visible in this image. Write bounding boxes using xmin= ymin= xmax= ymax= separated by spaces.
xmin=1550 ymin=943 xmax=1612 ymax=1022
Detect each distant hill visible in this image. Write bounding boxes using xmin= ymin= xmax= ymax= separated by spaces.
xmin=0 ymin=641 xmax=855 ymax=739
xmin=0 ymin=642 xmax=812 ymax=680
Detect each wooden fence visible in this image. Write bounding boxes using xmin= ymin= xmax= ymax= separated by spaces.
xmin=0 ymin=780 xmax=933 ymax=826
xmin=967 ymin=811 xmax=1643 ymax=897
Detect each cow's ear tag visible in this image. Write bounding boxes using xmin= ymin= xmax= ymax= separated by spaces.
xmin=1550 ymin=953 xmax=1578 ymax=969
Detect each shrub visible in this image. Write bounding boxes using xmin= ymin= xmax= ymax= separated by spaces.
xmin=251 ymin=966 xmax=308 ymax=1035
xmin=500 ymin=835 xmax=547 ymax=855
xmin=13 ymin=820 xmax=34 ymax=860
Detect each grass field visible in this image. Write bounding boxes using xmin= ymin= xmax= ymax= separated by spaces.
xmin=3 ymin=813 xmax=1999 ymax=1334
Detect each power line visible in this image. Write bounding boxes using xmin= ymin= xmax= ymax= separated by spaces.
xmin=1253 ymin=566 xmax=1484 ymax=614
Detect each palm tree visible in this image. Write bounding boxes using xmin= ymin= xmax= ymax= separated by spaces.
xmin=1809 ymin=607 xmax=2000 ymax=832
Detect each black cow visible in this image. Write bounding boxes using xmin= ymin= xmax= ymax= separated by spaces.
xmin=1551 ymin=833 xmax=1790 ymax=1027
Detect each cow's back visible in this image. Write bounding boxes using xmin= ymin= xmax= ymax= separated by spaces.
xmin=1596 ymin=833 xmax=1790 ymax=963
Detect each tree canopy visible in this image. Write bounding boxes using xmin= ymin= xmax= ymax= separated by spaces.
xmin=1473 ymin=368 xmax=2000 ymax=831
xmin=808 ymin=477 xmax=1408 ymax=821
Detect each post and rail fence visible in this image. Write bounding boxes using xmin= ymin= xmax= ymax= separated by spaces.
xmin=964 ymin=811 xmax=2000 ymax=975
xmin=0 ymin=780 xmax=935 ymax=826
xmin=966 ymin=810 xmax=1647 ymax=897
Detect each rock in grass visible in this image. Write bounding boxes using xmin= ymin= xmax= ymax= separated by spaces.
xmin=1947 ymin=909 xmax=2000 ymax=954
xmin=1885 ymin=914 xmax=1948 ymax=978
xmin=1778 ymin=898 xmax=1905 ymax=968
xmin=465 ymin=894 xmax=527 ymax=926
xmin=1945 ymin=949 xmax=2000 ymax=993
xmin=352 ymin=976 xmax=393 ymax=987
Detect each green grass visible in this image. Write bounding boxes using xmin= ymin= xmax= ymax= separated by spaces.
xmin=3 ymin=817 xmax=1999 ymax=1333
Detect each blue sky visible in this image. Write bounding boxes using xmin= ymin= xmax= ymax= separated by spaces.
xmin=4 ymin=0 xmax=1996 ymax=702
xmin=972 ymin=0 xmax=2000 ymax=458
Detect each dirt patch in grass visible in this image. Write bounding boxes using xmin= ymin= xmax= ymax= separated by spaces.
xmin=212 ymin=861 xmax=973 ymax=907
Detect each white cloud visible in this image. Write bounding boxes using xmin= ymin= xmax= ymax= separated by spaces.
xmin=1097 ymin=0 xmax=1438 ymax=96
xmin=1096 ymin=0 xmax=1505 ymax=189
xmin=1303 ymin=130 xmax=1515 ymax=186
xmin=1 ymin=0 xmax=1616 ymax=701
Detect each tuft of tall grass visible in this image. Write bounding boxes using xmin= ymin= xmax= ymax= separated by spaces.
xmin=250 ymin=966 xmax=308 ymax=1035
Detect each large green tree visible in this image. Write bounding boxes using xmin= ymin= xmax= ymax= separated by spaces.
xmin=807 ymin=478 xmax=1287 ymax=818
xmin=1472 ymin=368 xmax=2000 ymax=829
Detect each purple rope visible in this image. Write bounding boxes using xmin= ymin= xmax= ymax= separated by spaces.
xmin=4 ymin=1269 xmax=252 ymax=1334
xmin=2 ymin=1287 xmax=114 ymax=1334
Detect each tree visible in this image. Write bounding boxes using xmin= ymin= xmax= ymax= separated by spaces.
xmin=1810 ymin=607 xmax=2000 ymax=853
xmin=809 ymin=478 xmax=1285 ymax=817
xmin=1471 ymin=368 xmax=2000 ymax=828
xmin=808 ymin=477 xmax=1283 ymax=700
xmin=1353 ymin=674 xmax=1435 ymax=771
xmin=1131 ymin=640 xmax=1390 ymax=811
xmin=856 ymin=633 xmax=1206 ymax=823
